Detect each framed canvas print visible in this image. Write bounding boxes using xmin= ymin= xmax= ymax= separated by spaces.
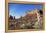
xmin=5 ymin=0 xmax=45 ymax=33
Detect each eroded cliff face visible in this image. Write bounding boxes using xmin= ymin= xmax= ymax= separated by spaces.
xmin=8 ymin=9 xmax=43 ymax=30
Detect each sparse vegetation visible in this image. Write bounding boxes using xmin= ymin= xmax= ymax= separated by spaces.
xmin=8 ymin=9 xmax=43 ymax=30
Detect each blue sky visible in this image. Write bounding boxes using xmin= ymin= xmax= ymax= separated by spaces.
xmin=8 ymin=3 xmax=43 ymax=19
